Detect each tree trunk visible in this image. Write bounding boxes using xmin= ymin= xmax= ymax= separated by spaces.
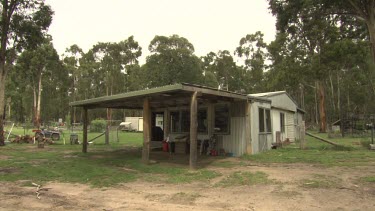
xmin=337 ymin=72 xmax=341 ymax=115
xmin=105 ymin=84 xmax=113 ymax=145
xmin=33 ymin=86 xmax=37 ymax=127
xmin=82 ymin=107 xmax=88 ymax=153
xmin=329 ymin=72 xmax=336 ymax=113
xmin=189 ymin=91 xmax=198 ymax=170
xmin=105 ymin=108 xmax=111 ymax=145
xmin=314 ymin=81 xmax=319 ymax=125
xmin=142 ymin=98 xmax=151 ymax=164
xmin=366 ymin=20 xmax=375 ymax=66
xmin=36 ymin=74 xmax=42 ymax=129
xmin=318 ymin=81 xmax=327 ymax=133
xmin=0 ymin=73 xmax=5 ymax=146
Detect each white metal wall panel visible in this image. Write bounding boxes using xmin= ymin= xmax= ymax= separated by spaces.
xmin=286 ymin=112 xmax=294 ymax=141
xmin=221 ymin=117 xmax=246 ymax=157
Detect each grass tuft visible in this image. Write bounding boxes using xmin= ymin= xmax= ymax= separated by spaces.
xmin=216 ymin=171 xmax=272 ymax=187
xmin=300 ymin=174 xmax=342 ymax=189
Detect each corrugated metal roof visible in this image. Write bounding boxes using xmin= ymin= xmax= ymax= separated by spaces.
xmin=248 ymin=91 xmax=286 ymax=97
xmin=249 ymin=91 xmax=305 ymax=113
xmin=69 ymin=83 xmax=249 ymax=108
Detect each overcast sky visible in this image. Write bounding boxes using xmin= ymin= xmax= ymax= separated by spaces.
xmin=45 ymin=0 xmax=276 ymax=63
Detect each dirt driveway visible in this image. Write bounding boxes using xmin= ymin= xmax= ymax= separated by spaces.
xmin=1 ymin=161 xmax=374 ymax=211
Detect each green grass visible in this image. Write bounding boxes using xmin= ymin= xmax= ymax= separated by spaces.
xmin=5 ymin=126 xmax=144 ymax=147
xmin=242 ymin=132 xmax=375 ymax=167
xmin=360 ymin=176 xmax=375 ymax=183
xmin=216 ymin=171 xmax=272 ymax=187
xmin=0 ymin=131 xmax=220 ymax=187
xmin=2 ymin=129 xmax=374 ymax=188
xmin=300 ymin=174 xmax=342 ymax=189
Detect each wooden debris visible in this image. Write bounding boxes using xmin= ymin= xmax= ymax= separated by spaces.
xmin=32 ymin=183 xmax=51 ymax=199
xmin=305 ymin=132 xmax=340 ymax=147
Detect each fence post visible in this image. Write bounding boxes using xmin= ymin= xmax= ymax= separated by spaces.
xmin=300 ymin=121 xmax=306 ymax=149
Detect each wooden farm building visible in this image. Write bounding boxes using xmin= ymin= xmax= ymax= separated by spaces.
xmin=249 ymin=91 xmax=305 ymax=143
xmin=70 ymin=83 xmax=303 ymax=169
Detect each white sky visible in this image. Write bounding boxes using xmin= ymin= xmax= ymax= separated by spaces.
xmin=45 ymin=0 xmax=276 ymax=64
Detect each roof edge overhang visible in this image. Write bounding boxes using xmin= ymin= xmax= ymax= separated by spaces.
xmin=248 ymin=96 xmax=272 ymax=103
xmin=69 ymin=84 xmax=184 ymax=107
xmin=69 ymin=83 xmax=249 ymax=108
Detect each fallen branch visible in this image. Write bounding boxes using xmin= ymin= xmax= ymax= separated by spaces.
xmin=305 ymin=132 xmax=340 ymax=147
xmin=32 ymin=183 xmax=51 ymax=199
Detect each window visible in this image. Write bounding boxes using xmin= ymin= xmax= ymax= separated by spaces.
xmin=180 ymin=110 xmax=190 ymax=132
xmin=214 ymin=104 xmax=229 ymax=133
xmin=170 ymin=108 xmax=209 ymax=134
xmin=280 ymin=113 xmax=285 ymax=132
xmin=198 ymin=109 xmax=208 ymax=133
xmin=259 ymin=107 xmax=271 ymax=133
xmin=259 ymin=108 xmax=265 ymax=132
xmin=170 ymin=111 xmax=180 ymax=133
xmin=266 ymin=109 xmax=271 ymax=132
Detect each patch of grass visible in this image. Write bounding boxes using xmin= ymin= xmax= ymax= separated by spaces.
xmin=168 ymin=170 xmax=221 ymax=184
xmin=360 ymin=139 xmax=372 ymax=148
xmin=360 ymin=176 xmax=375 ymax=183
xmin=210 ymin=160 xmax=240 ymax=168
xmin=242 ymin=133 xmax=375 ymax=167
xmin=300 ymin=174 xmax=342 ymax=189
xmin=272 ymin=190 xmax=302 ymax=197
xmin=5 ymin=126 xmax=144 ymax=147
xmin=169 ymin=192 xmax=201 ymax=205
xmin=216 ymin=171 xmax=272 ymax=187
xmin=0 ymin=138 xmax=221 ymax=187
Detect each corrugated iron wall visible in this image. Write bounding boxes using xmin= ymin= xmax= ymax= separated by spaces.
xmin=220 ymin=117 xmax=246 ymax=156
xmin=286 ymin=112 xmax=294 ymax=141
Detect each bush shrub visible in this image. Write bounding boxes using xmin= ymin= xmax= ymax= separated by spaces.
xmin=90 ymin=119 xmax=107 ymax=132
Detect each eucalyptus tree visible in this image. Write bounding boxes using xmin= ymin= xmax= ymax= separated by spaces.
xmin=0 ymin=0 xmax=53 ymax=145
xmin=14 ymin=38 xmax=61 ymax=128
xmin=267 ymin=0 xmax=373 ymax=131
xmin=201 ymin=51 xmax=244 ymax=92
xmin=90 ymin=37 xmax=141 ymax=144
xmin=91 ymin=36 xmax=142 ymax=96
xmin=201 ymin=52 xmax=219 ymax=88
xmin=63 ymin=44 xmax=83 ymax=124
xmin=235 ymin=31 xmax=268 ymax=93
xmin=144 ymin=35 xmax=203 ymax=87
xmin=268 ymin=0 xmax=346 ymax=132
xmin=321 ymin=0 xmax=375 ymax=63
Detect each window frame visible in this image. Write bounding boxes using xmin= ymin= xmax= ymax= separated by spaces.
xmin=259 ymin=107 xmax=272 ymax=134
xmin=280 ymin=112 xmax=285 ymax=133
xmin=169 ymin=108 xmax=209 ymax=134
xmin=214 ymin=103 xmax=230 ymax=135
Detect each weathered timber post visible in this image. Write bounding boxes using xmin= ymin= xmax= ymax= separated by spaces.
xmin=105 ymin=123 xmax=109 ymax=145
xmin=189 ymin=91 xmax=198 ymax=170
xmin=207 ymin=102 xmax=214 ymax=138
xmin=142 ymin=98 xmax=151 ymax=164
xmin=300 ymin=121 xmax=306 ymax=149
xmin=163 ymin=108 xmax=170 ymax=139
xmin=82 ymin=107 xmax=88 ymax=153
xmin=245 ymin=101 xmax=252 ymax=154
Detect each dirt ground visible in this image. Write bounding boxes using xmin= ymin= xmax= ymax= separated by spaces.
xmin=1 ymin=159 xmax=374 ymax=211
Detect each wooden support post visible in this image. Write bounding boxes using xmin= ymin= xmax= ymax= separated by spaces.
xmin=105 ymin=124 xmax=109 ymax=145
xmin=300 ymin=121 xmax=306 ymax=149
xmin=207 ymin=103 xmax=214 ymax=138
xmin=142 ymin=98 xmax=151 ymax=164
xmin=82 ymin=107 xmax=88 ymax=153
xmin=163 ymin=109 xmax=170 ymax=139
xmin=245 ymin=101 xmax=252 ymax=154
xmin=190 ymin=91 xmax=198 ymax=170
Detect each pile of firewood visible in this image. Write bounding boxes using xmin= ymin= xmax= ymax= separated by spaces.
xmin=11 ymin=135 xmax=54 ymax=145
xmin=11 ymin=135 xmax=34 ymax=144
